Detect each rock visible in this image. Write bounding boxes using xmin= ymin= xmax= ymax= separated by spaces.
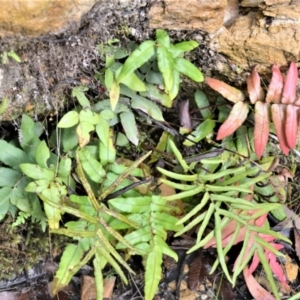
xmin=0 ymin=0 xmax=149 ymax=37
xmin=149 ymin=0 xmax=227 ymax=33
xmin=212 ymin=1 xmax=300 ymax=71
xmin=224 ymin=0 xmax=240 ymax=27
xmin=149 ymin=0 xmax=300 ymax=75
xmin=0 ymin=0 xmax=300 ymax=120
xmin=0 ymin=0 xmax=97 ymax=37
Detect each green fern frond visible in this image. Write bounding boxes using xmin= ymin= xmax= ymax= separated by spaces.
xmin=109 ymin=194 xmax=182 ymax=299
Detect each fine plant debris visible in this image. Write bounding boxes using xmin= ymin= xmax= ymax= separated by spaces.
xmin=0 ymin=29 xmax=300 ymax=300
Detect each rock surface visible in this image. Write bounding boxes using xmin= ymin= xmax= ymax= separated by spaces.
xmin=149 ymin=0 xmax=300 ymax=73
xmin=212 ymin=0 xmax=300 ymax=71
xmin=0 ymin=0 xmax=97 ymax=37
xmin=149 ymin=0 xmax=227 ymax=33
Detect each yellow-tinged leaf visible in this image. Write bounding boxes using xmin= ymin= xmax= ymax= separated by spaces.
xmin=41 ymin=183 xmax=67 ymax=229
xmin=76 ymin=122 xmax=93 ymax=148
xmin=206 ymin=78 xmax=245 ymax=103
xmin=105 ymin=68 xmax=114 ymax=89
xmin=109 ymin=80 xmax=120 ymax=111
xmin=93 ymin=257 xmax=104 ymax=299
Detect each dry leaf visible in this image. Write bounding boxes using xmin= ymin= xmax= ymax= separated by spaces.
xmin=187 ymin=251 xmax=202 ymax=290
xmin=104 ymin=277 xmax=116 ymax=300
xmin=179 ymin=100 xmax=192 ymax=134
xmin=158 ymin=178 xmax=185 ymax=216
xmin=81 ymin=275 xmax=97 ymax=300
xmin=284 ymin=255 xmax=298 ymax=282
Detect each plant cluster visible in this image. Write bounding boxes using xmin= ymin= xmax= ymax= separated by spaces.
xmin=1 ymin=50 xmax=21 ymax=65
xmin=0 ymin=30 xmax=297 ymax=300
xmin=158 ymin=121 xmax=290 ymax=299
xmin=206 ymin=63 xmax=300 ymax=157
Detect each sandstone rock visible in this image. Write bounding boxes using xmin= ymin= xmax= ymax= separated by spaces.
xmin=212 ymin=1 xmax=300 ymax=71
xmin=149 ymin=0 xmax=227 ymax=33
xmin=0 ymin=0 xmax=97 ymax=37
xmin=224 ymin=0 xmax=240 ymax=27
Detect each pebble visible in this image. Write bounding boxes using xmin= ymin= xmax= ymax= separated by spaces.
xmin=198 ymin=284 xmax=205 ymax=292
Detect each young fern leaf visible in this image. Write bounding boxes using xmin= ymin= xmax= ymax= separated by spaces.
xmin=281 ymin=62 xmax=298 ymax=104
xmin=205 ymin=78 xmax=245 ymax=103
xmin=254 ymin=101 xmax=270 ymax=159
xmin=266 ymin=64 xmax=283 ymax=103
xmin=285 ymin=104 xmax=299 ymax=149
xmin=247 ymin=65 xmax=265 ymax=104
xmin=217 ymin=101 xmax=249 ymax=140
xmin=271 ymin=104 xmax=290 ymax=155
